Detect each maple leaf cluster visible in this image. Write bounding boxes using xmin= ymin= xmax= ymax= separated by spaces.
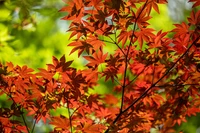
xmin=0 ymin=0 xmax=200 ymax=132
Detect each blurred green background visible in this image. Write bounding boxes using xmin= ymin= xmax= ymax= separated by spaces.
xmin=0 ymin=0 xmax=85 ymax=70
xmin=0 ymin=0 xmax=199 ymax=132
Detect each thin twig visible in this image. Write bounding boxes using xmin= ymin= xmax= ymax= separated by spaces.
xmin=107 ymin=34 xmax=126 ymax=56
xmin=70 ymin=106 xmax=80 ymax=117
xmin=98 ymin=27 xmax=126 ymax=56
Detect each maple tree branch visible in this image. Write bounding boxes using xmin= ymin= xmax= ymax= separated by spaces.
xmin=122 ymin=36 xmax=200 ymax=112
xmin=105 ymin=1 xmax=150 ymax=132
xmin=120 ymin=0 xmax=149 ymax=113
xmin=105 ymin=35 xmax=199 ymax=133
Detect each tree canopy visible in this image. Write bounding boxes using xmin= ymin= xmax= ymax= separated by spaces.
xmin=0 ymin=0 xmax=200 ymax=133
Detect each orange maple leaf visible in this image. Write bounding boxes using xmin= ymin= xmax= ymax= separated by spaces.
xmin=83 ymin=49 xmax=108 ymax=68
xmin=135 ymin=28 xmax=155 ymax=49
xmin=49 ymin=115 xmax=70 ymax=131
xmin=172 ymin=22 xmax=190 ymax=37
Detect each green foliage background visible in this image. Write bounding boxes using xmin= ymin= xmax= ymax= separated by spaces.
xmin=0 ymin=0 xmax=199 ymax=132
xmin=0 ymin=0 xmax=85 ymax=70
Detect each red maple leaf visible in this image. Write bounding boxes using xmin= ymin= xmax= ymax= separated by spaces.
xmin=83 ymin=49 xmax=108 ymax=68
xmin=95 ymin=107 xmax=111 ymax=119
xmin=118 ymin=30 xmax=132 ymax=47
xmin=49 ymin=115 xmax=70 ymax=131
xmin=102 ymin=66 xmax=118 ymax=82
xmin=172 ymin=22 xmax=190 ymax=37
xmin=86 ymin=35 xmax=106 ymax=50
xmin=141 ymin=0 xmax=167 ymax=15
xmin=135 ymin=28 xmax=155 ymax=48
xmin=87 ymin=0 xmax=104 ymax=10
xmin=150 ymin=30 xmax=168 ymax=48
xmin=68 ymin=41 xmax=93 ymax=57
xmin=81 ymin=120 xmax=106 ymax=133
xmin=61 ymin=0 xmax=84 ymax=22
xmin=188 ymin=10 xmax=200 ymax=26
xmin=133 ymin=5 xmax=152 ymax=28
xmin=172 ymin=35 xmax=190 ymax=54
xmin=189 ymin=0 xmax=200 ymax=8
xmin=103 ymin=94 xmax=119 ymax=105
